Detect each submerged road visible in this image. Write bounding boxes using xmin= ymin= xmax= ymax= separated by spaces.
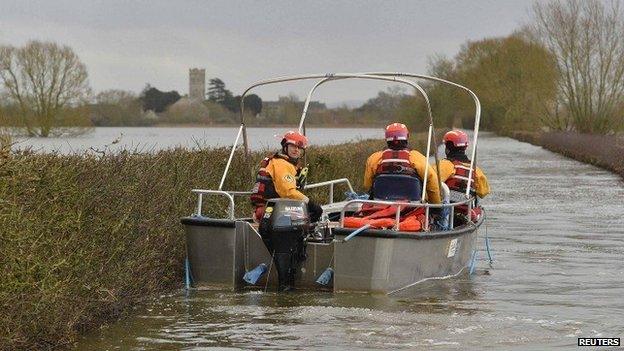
xmin=75 ymin=133 xmax=624 ymax=350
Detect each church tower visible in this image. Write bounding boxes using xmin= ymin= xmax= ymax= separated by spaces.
xmin=189 ymin=68 xmax=206 ymax=101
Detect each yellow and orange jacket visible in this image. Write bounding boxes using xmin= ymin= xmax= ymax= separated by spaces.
xmin=251 ymin=154 xmax=307 ymax=205
xmin=363 ymin=150 xmax=442 ymax=204
xmin=434 ymin=159 xmax=490 ymax=198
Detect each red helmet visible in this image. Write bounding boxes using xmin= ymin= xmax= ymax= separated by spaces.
xmin=385 ymin=123 xmax=409 ymax=141
xmin=281 ymin=131 xmax=308 ymax=149
xmin=443 ymin=130 xmax=469 ymax=148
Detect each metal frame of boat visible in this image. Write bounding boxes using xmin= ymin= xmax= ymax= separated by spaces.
xmin=181 ymin=72 xmax=485 ymax=294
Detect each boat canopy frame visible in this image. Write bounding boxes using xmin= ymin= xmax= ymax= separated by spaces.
xmin=220 ymin=72 xmax=481 ymax=200
xmin=237 ymin=73 xmax=441 ymax=203
xmin=221 ymin=73 xmax=440 ymax=197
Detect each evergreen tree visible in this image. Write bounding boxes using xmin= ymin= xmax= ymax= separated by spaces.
xmin=140 ymin=85 xmax=181 ymax=113
xmin=207 ymin=78 xmax=232 ymax=104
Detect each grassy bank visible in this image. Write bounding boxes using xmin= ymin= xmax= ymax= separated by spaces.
xmin=507 ymin=131 xmax=624 ymax=178
xmin=0 ymin=132 xmax=437 ymax=350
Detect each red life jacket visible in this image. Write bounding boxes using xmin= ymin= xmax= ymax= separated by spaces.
xmin=250 ymin=154 xmax=280 ymax=207
xmin=445 ymin=160 xmax=476 ymax=201
xmin=375 ymin=149 xmax=418 ymax=177
xmin=250 ymin=153 xmax=299 ymax=207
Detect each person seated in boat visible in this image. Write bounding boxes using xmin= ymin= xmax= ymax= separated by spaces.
xmin=250 ymin=130 xmax=323 ymax=223
xmin=437 ymin=130 xmax=490 ymax=200
xmin=436 ymin=130 xmax=490 ymax=223
xmin=363 ymin=122 xmax=441 ymax=204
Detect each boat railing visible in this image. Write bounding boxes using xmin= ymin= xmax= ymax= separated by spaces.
xmin=191 ymin=189 xmax=252 ymax=219
xmin=305 ymin=178 xmax=354 ymax=204
xmin=339 ymin=198 xmax=475 ymax=232
xmin=191 ymin=178 xmax=352 ymax=219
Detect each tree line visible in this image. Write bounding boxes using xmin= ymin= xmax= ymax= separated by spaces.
xmin=72 ymin=79 xmax=266 ymax=127
xmin=422 ymin=0 xmax=624 ymax=134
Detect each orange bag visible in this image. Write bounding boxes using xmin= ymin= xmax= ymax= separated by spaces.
xmin=343 ymin=216 xmax=367 ymax=228
xmin=398 ymin=213 xmax=424 ymax=231
xmin=343 ymin=205 xmax=426 ymax=232
xmin=343 ymin=216 xmax=395 ymax=229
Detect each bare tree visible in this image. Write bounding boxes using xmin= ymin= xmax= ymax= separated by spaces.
xmin=0 ymin=108 xmax=11 ymax=157
xmin=0 ymin=41 xmax=91 ymax=137
xmin=91 ymin=90 xmax=148 ymax=126
xmin=532 ymin=0 xmax=624 ymax=134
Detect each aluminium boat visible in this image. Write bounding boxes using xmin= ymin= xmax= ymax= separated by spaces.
xmin=181 ymin=72 xmax=486 ymax=294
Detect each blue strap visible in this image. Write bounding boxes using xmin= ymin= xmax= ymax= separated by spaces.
xmin=484 ymin=210 xmax=494 ymax=266
xmin=485 ymin=235 xmax=494 ymax=265
xmin=344 ymin=224 xmax=371 ymax=242
xmin=468 ymin=249 xmax=478 ymax=275
xmin=185 ymin=256 xmax=192 ymax=290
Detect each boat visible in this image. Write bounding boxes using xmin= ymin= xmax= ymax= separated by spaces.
xmin=181 ymin=72 xmax=487 ymax=294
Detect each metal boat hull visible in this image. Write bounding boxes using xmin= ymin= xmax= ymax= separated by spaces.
xmin=182 ymin=217 xmax=334 ymax=290
xmin=332 ymin=222 xmax=480 ymax=294
xmin=181 ymin=216 xmax=482 ymax=293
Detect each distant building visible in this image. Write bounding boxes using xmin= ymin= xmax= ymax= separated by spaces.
xmin=189 ymin=68 xmax=206 ymax=101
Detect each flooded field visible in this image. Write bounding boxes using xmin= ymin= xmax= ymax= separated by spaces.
xmin=75 ymin=133 xmax=624 ymax=350
xmin=11 ymin=126 xmax=381 ymax=153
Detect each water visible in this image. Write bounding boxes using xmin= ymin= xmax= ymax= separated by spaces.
xmin=11 ymin=127 xmax=382 ymax=153
xmin=75 ymin=133 xmax=624 ymax=350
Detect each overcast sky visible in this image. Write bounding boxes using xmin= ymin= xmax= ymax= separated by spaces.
xmin=1 ymin=0 xmax=536 ymax=104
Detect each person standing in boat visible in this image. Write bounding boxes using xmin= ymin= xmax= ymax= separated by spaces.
xmin=250 ymin=131 xmax=323 ymax=223
xmin=363 ymin=122 xmax=441 ymax=204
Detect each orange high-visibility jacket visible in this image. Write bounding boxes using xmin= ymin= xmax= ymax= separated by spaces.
xmin=264 ymin=156 xmax=308 ymax=202
xmin=363 ymin=150 xmax=441 ymax=204
xmin=435 ymin=159 xmax=490 ymax=198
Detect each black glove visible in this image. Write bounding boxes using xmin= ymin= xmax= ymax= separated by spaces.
xmin=296 ymin=166 xmax=308 ymax=190
xmin=307 ymin=201 xmax=323 ymax=223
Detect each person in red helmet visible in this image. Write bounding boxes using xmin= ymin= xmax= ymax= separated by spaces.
xmin=437 ymin=130 xmax=489 ymax=201
xmin=250 ymin=131 xmax=323 ymax=222
xmin=363 ymin=123 xmax=441 ymax=204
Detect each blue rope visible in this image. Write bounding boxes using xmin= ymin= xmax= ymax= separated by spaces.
xmin=469 ymin=209 xmax=493 ymax=276
xmin=185 ymin=256 xmax=192 ymax=290
xmin=468 ymin=249 xmax=478 ymax=275
xmin=343 ymin=224 xmax=371 ymax=242
xmin=483 ymin=210 xmax=494 ymax=266
xmin=485 ymin=236 xmax=494 ymax=265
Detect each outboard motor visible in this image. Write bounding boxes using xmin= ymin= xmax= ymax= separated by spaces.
xmin=259 ymin=199 xmax=310 ymax=291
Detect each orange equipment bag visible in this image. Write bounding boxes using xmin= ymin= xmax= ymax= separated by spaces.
xmin=343 ymin=204 xmax=426 ymax=232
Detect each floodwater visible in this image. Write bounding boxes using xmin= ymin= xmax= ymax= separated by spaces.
xmin=11 ymin=126 xmax=381 ymax=153
xmin=75 ymin=132 xmax=624 ymax=350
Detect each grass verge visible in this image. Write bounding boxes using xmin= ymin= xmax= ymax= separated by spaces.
xmin=507 ymin=131 xmax=624 ymax=179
